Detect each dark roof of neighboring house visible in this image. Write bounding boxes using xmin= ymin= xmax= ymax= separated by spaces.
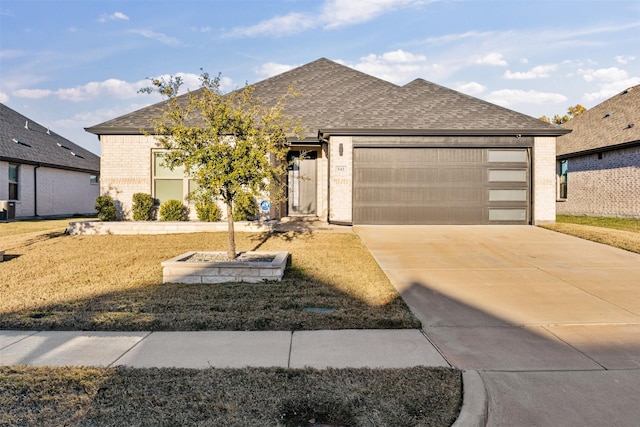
xmin=86 ymin=58 xmax=567 ymax=139
xmin=558 ymin=84 xmax=640 ymax=158
xmin=0 ymin=103 xmax=100 ymax=173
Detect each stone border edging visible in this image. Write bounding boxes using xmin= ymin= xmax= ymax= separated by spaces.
xmin=68 ymin=220 xmax=276 ymax=235
xmin=452 ymin=370 xmax=488 ymax=427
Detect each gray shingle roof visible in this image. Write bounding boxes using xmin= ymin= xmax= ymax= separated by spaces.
xmin=0 ymin=103 xmax=100 ymax=173
xmin=558 ymin=85 xmax=640 ymax=157
xmin=86 ymin=58 xmax=568 ymax=139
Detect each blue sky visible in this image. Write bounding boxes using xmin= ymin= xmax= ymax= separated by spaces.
xmin=1 ymin=0 xmax=639 ymax=155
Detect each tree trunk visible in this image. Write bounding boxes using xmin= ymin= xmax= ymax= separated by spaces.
xmin=226 ymin=202 xmax=236 ymax=260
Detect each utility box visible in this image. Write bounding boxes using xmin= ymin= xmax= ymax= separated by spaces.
xmin=0 ymin=201 xmax=16 ymax=220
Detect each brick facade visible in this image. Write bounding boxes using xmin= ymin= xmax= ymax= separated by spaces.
xmin=557 ymin=145 xmax=640 ymax=218
xmin=0 ymin=161 xmax=98 ymax=217
xmin=328 ymin=136 xmax=353 ymax=223
xmin=533 ymin=136 xmax=557 ymax=223
xmin=99 ymin=134 xmax=158 ymax=219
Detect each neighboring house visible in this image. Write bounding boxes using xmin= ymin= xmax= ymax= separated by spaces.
xmin=86 ymin=58 xmax=568 ymax=225
xmin=0 ymin=103 xmax=100 ymax=219
xmin=557 ymin=85 xmax=640 ymax=218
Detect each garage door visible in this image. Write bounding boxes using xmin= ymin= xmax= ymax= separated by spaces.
xmin=353 ymin=148 xmax=530 ymax=224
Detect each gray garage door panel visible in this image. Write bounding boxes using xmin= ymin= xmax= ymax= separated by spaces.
xmin=353 ymin=148 xmax=530 ymax=225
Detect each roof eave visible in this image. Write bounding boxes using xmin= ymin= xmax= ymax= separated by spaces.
xmin=320 ymin=128 xmax=571 ymax=138
xmin=85 ymin=126 xmax=154 ymax=135
xmin=557 ymin=139 xmax=640 ymax=159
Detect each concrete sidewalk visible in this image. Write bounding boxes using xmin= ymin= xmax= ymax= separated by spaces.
xmin=0 ymin=329 xmax=448 ymax=369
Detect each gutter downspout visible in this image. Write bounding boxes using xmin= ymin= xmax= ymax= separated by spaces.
xmin=34 ymin=165 xmax=40 ymax=217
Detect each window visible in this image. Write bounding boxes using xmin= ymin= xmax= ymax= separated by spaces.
xmin=90 ymin=174 xmax=99 ymax=185
xmin=488 ymin=150 xmax=527 ymax=163
xmin=153 ymin=152 xmax=186 ymax=204
xmin=8 ymin=164 xmax=19 ymax=200
xmin=559 ymin=160 xmax=568 ymax=199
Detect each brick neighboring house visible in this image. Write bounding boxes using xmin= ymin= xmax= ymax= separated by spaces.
xmin=86 ymin=58 xmax=568 ymax=225
xmin=557 ymin=85 xmax=640 ymax=218
xmin=0 ymin=103 xmax=100 ymax=219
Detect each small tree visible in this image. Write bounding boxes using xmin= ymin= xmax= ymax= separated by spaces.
xmin=141 ymin=71 xmax=302 ymax=259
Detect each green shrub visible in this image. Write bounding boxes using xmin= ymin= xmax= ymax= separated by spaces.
xmin=132 ymin=193 xmax=156 ymax=221
xmin=233 ymin=191 xmax=260 ymax=221
xmin=195 ymin=200 xmax=222 ymax=222
xmin=159 ymin=200 xmax=187 ymax=221
xmin=95 ymin=195 xmax=116 ymax=221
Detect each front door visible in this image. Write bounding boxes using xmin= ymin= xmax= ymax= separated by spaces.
xmin=287 ymin=150 xmax=317 ymax=215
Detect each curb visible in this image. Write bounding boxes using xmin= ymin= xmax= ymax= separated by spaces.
xmin=452 ymin=370 xmax=488 ymax=427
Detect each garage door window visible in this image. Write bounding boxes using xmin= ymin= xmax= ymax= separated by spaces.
xmin=488 ymin=170 xmax=527 ymax=182
xmin=489 ymin=209 xmax=527 ymax=221
xmin=488 ymin=150 xmax=527 ymax=163
xmin=489 ymin=189 xmax=527 ymax=201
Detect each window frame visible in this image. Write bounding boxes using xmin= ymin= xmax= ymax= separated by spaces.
xmin=558 ymin=159 xmax=568 ymax=199
xmin=8 ymin=163 xmax=19 ymax=200
xmin=152 ymin=151 xmax=189 ymax=205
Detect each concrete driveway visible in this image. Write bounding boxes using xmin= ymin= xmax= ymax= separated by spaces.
xmin=355 ymin=225 xmax=640 ymax=426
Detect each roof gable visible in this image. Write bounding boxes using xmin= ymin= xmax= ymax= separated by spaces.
xmin=0 ymin=103 xmax=100 ymax=173
xmin=558 ymin=85 xmax=640 ymax=156
xmin=330 ymin=78 xmax=564 ymax=135
xmin=86 ymin=58 xmax=567 ymax=139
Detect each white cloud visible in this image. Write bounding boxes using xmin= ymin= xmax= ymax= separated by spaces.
xmin=8 ymin=73 xmax=230 ymax=104
xmin=224 ymin=0 xmax=429 ymax=37
xmin=321 ymin=0 xmax=421 ymax=29
xmin=192 ymin=26 xmax=212 ymax=33
xmin=503 ymin=64 xmax=557 ymax=80
xmin=486 ymin=89 xmax=567 ymax=107
xmin=615 ymin=55 xmax=636 ymax=64
xmin=579 ymin=67 xmax=629 ymax=82
xmin=454 ymin=82 xmax=486 ymax=96
xmin=98 ymin=12 xmax=130 ymax=23
xmin=13 ymin=88 xmax=53 ymax=99
xmin=582 ymin=78 xmax=640 ymax=102
xmin=348 ymin=50 xmax=431 ymax=84
xmin=256 ymin=62 xmax=297 ymax=79
xmin=471 ymin=52 xmax=508 ymax=66
xmin=130 ymin=29 xmax=182 ymax=46
xmin=224 ymin=12 xmax=315 ymax=38
xmin=0 ymin=92 xmax=8 ymax=103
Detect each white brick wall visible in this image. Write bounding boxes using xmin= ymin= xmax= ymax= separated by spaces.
xmin=0 ymin=161 xmax=98 ymax=218
xmin=533 ymin=137 xmax=557 ymax=223
xmin=557 ymin=145 xmax=640 ymax=218
xmin=328 ymin=136 xmax=353 ymax=223
xmin=100 ymin=134 xmax=159 ymax=219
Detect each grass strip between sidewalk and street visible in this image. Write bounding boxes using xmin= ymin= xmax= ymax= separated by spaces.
xmin=0 ymin=365 xmax=462 ymax=426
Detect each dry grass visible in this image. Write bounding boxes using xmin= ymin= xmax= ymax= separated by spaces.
xmin=0 ymin=220 xmax=419 ymax=331
xmin=0 ymin=365 xmax=462 ymax=426
xmin=541 ymin=216 xmax=640 ymax=254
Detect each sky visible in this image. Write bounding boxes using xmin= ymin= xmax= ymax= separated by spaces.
xmin=1 ymin=0 xmax=639 ymax=155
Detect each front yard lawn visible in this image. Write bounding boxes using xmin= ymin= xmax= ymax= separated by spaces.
xmin=541 ymin=215 xmax=640 ymax=254
xmin=0 ymin=220 xmax=420 ymax=331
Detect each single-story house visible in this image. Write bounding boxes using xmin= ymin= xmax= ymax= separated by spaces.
xmin=0 ymin=103 xmax=100 ymax=219
xmin=557 ymin=85 xmax=640 ymax=218
xmin=86 ymin=58 xmax=569 ymax=225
